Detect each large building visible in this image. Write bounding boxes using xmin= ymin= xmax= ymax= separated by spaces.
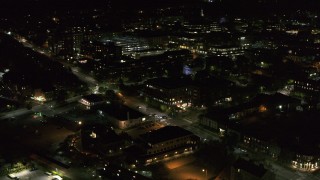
xmin=294 ymin=78 xmax=320 ymax=94
xmin=291 ymin=147 xmax=320 ymax=172
xmin=231 ymin=158 xmax=275 ymax=180
xmin=102 ymin=36 xmax=150 ymax=55
xmin=79 ymin=94 xmax=105 ymax=107
xmin=80 ymin=41 xmax=122 ymax=60
xmin=98 ymin=103 xmax=147 ymax=129
xmin=143 ymin=78 xmax=193 ymax=109
xmin=208 ymin=45 xmax=245 ymax=59
xmin=182 ymin=20 xmax=223 ymax=34
xmin=200 ymin=94 xmax=320 ymax=171
xmin=85 ymin=49 xmax=192 ymax=82
xmin=128 ymin=126 xmax=200 ymax=165
xmin=48 ymin=26 xmax=103 ymax=57
xmin=81 ymin=124 xmax=125 ymax=155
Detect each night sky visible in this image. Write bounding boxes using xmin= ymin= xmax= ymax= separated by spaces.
xmin=1 ymin=0 xmax=319 ymax=18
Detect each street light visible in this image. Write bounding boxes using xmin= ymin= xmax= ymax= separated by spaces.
xmin=202 ymin=169 xmax=207 ymax=180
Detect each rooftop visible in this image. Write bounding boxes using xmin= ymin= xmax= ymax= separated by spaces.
xmin=98 ymin=103 xmax=145 ymax=120
xmin=253 ymin=93 xmax=300 ymax=106
xmin=233 ymin=158 xmax=267 ymax=178
xmin=205 ymin=93 xmax=299 ymax=119
xmin=205 ymin=93 xmax=320 ymax=155
xmin=81 ymin=124 xmax=123 ymax=144
xmin=146 ymin=77 xmax=192 ymax=89
xmin=82 ymin=94 xmax=105 ymax=102
xmin=140 ymin=126 xmax=194 ymax=145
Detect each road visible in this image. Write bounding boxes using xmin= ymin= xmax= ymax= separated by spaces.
xmin=0 ymin=33 xmax=86 ymax=120
xmin=0 ymin=170 xmax=52 ymax=180
xmin=0 ymin=95 xmax=16 ymax=102
xmin=183 ymin=124 xmax=220 ymax=141
xmin=6 ymin=31 xmax=320 ymax=180
xmin=121 ymin=96 xmax=220 ymax=141
xmin=0 ymin=95 xmax=82 ymax=120
xmin=122 ymin=94 xmax=320 ymax=180
xmin=68 ymin=66 xmax=98 ymax=87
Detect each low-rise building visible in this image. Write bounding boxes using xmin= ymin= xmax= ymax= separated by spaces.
xmin=208 ymin=45 xmax=245 ymax=59
xmin=98 ymin=103 xmax=147 ymax=129
xmin=200 ymin=98 xmax=320 ymax=171
xmin=79 ymin=94 xmax=105 ymax=107
xmin=294 ymin=78 xmax=320 ymax=94
xmin=143 ymin=78 xmax=193 ymax=109
xmin=81 ymin=41 xmax=122 ymax=60
xmin=231 ymin=158 xmax=275 ymax=180
xmin=81 ymin=124 xmax=125 ymax=155
xmin=292 ymin=149 xmax=320 ymax=172
xmin=127 ymin=126 xmax=200 ymax=165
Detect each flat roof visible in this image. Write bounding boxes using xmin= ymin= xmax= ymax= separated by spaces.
xmin=82 ymin=94 xmax=105 ymax=102
xmin=231 ymin=112 xmax=320 ymax=155
xmin=205 ymin=93 xmax=300 ymax=119
xmin=98 ymin=103 xmax=145 ymax=120
xmin=204 ymin=94 xmax=320 ymax=155
xmin=0 ymin=98 xmax=19 ymax=108
xmin=140 ymin=126 xmax=194 ymax=145
xmin=233 ymin=158 xmax=267 ymax=178
xmin=253 ymin=93 xmax=300 ymax=105
xmin=146 ymin=77 xmax=191 ymax=89
xmin=82 ymin=125 xmax=123 ymax=144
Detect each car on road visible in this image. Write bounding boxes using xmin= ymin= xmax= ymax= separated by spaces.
xmin=44 ymin=172 xmax=52 ymax=176
xmin=7 ymin=174 xmax=19 ymax=179
xmin=30 ymin=167 xmax=38 ymax=171
xmin=52 ymin=175 xmax=63 ymax=180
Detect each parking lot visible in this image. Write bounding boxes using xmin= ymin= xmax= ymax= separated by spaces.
xmin=0 ymin=169 xmax=63 ymax=180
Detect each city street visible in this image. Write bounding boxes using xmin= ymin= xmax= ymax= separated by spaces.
xmin=5 ymin=30 xmax=320 ymax=180
xmin=0 ymin=170 xmax=53 ymax=180
xmin=0 ymin=96 xmax=82 ymax=120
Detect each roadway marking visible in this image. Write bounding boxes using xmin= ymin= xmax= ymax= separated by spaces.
xmin=182 ymin=118 xmax=193 ymax=123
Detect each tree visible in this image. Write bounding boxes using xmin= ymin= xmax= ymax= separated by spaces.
xmin=222 ymin=132 xmax=240 ymax=152
xmin=57 ymin=90 xmax=68 ymax=102
xmin=26 ymin=102 xmax=32 ymax=110
xmin=105 ymin=90 xmax=118 ymax=102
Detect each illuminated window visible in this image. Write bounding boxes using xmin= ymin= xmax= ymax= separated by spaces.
xmin=259 ymin=105 xmax=267 ymax=112
xmin=90 ymin=131 xmax=97 ymax=138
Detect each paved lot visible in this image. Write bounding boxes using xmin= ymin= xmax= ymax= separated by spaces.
xmin=0 ymin=170 xmax=52 ymax=180
xmin=162 ymin=156 xmax=214 ymax=180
